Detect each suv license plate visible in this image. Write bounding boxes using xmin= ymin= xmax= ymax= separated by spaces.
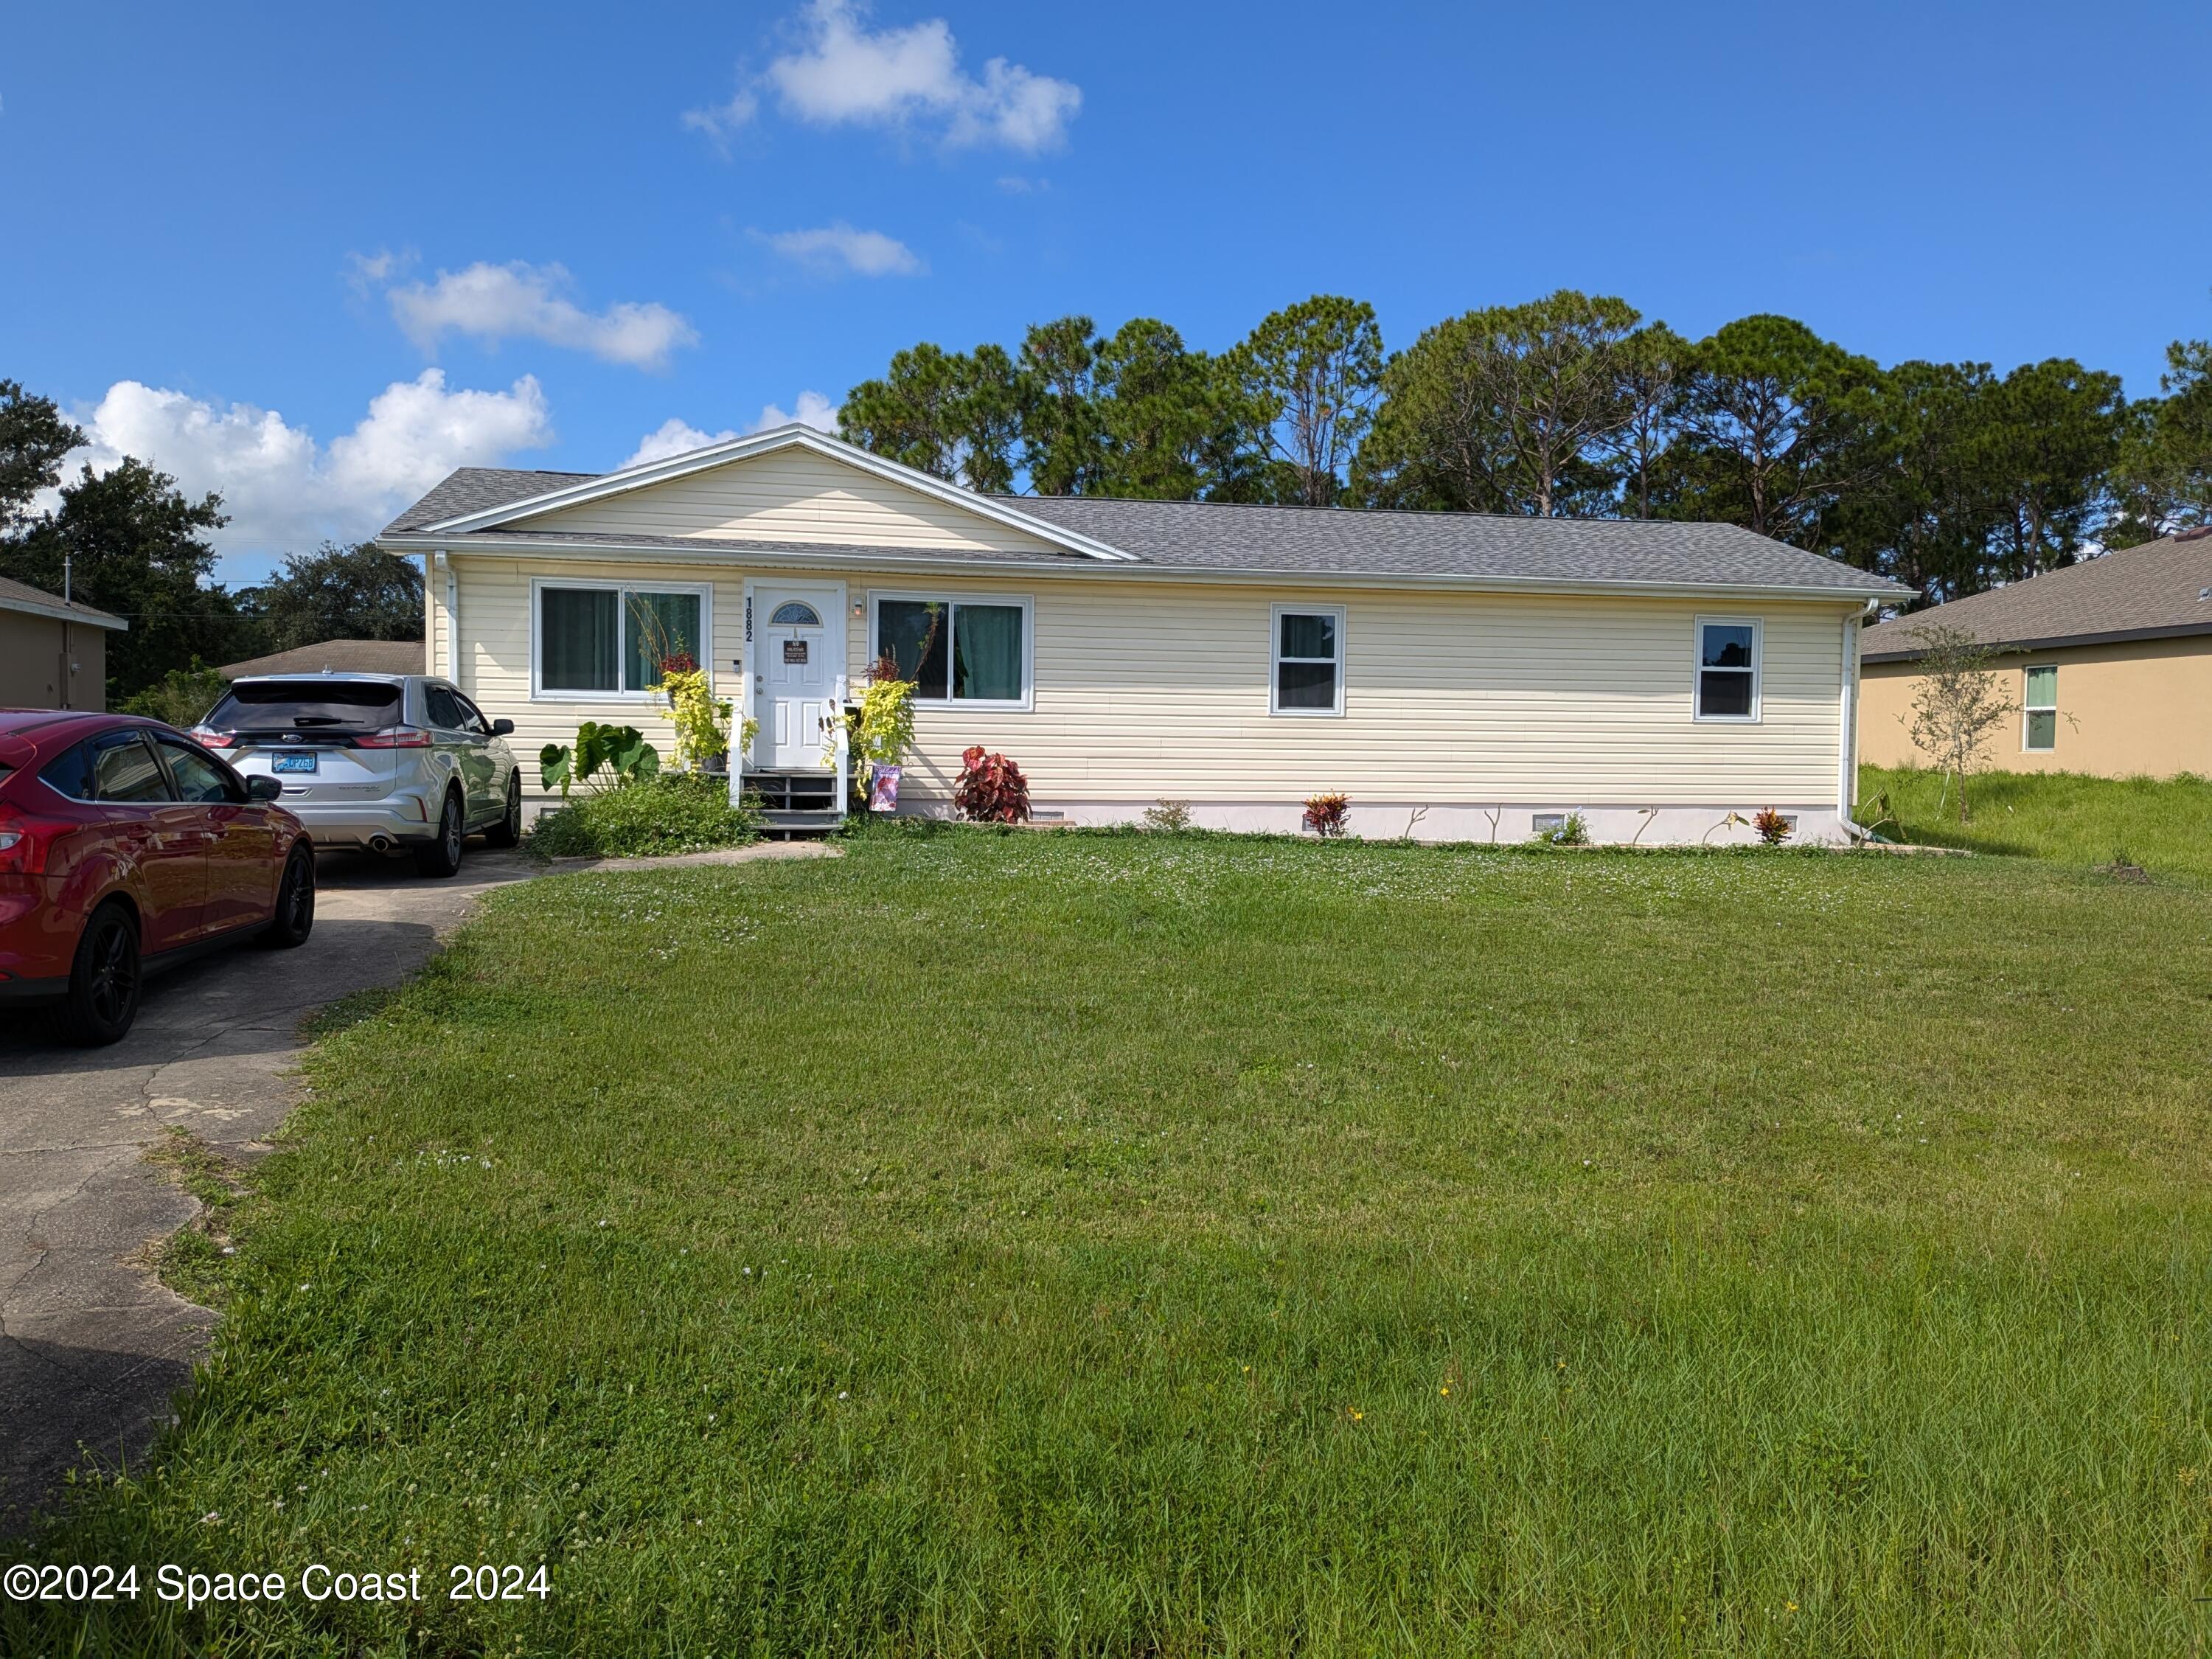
xmin=273 ymin=751 xmax=319 ymax=774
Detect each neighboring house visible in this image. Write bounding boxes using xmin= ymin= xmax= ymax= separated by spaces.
xmin=1860 ymin=528 xmax=2212 ymax=779
xmin=218 ymin=639 xmax=428 ymax=679
xmin=0 ymin=576 xmax=125 ymax=712
xmin=375 ymin=425 xmax=1909 ymax=843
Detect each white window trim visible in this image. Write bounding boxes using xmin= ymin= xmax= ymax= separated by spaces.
xmin=1270 ymin=602 xmax=1347 ymax=717
xmin=1692 ymin=614 xmax=1763 ymax=723
xmin=865 ymin=589 xmax=1035 ymax=712
xmin=2023 ymin=664 xmax=2057 ymax=752
xmin=529 ymin=577 xmax=714 ymax=703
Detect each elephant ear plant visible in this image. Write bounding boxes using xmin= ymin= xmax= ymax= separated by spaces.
xmin=540 ymin=722 xmax=661 ymax=799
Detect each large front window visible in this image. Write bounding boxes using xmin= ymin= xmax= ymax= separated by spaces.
xmin=538 ymin=584 xmax=706 ymax=695
xmin=872 ymin=596 xmax=1029 ymax=705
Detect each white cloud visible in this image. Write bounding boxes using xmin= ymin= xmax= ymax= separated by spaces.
xmin=680 ymin=86 xmax=759 ymax=151
xmin=60 ymin=371 xmax=553 ymax=557
xmin=386 ymin=261 xmax=698 ymax=370
xmin=761 ymin=223 xmax=924 ymax=276
xmin=689 ymin=0 xmax=1080 ymax=156
xmin=755 ymin=390 xmax=840 ymax=434
xmin=622 ymin=393 xmax=840 ymax=469
xmin=622 ymin=418 xmax=741 ymax=470
xmin=344 ymin=247 xmax=413 ymax=293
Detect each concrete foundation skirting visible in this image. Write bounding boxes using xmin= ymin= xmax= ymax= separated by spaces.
xmin=908 ymin=800 xmax=1853 ymax=847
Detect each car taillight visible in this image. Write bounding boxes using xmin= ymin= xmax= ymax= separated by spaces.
xmin=355 ymin=726 xmax=432 ymax=748
xmin=190 ymin=727 xmax=237 ymax=748
xmin=0 ymin=811 xmax=67 ymax=876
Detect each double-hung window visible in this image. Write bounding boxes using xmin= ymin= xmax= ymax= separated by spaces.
xmin=2023 ymin=665 xmax=2057 ymax=751
xmin=1272 ymin=605 xmax=1344 ymax=715
xmin=1694 ymin=617 xmax=1761 ymax=721
xmin=871 ymin=595 xmax=1030 ymax=706
xmin=536 ymin=582 xmax=707 ymax=697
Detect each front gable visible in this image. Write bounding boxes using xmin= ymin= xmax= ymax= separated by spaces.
xmin=420 ymin=426 xmax=1133 ymax=563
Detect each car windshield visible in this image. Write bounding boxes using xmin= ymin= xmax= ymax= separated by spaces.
xmin=204 ymin=681 xmax=403 ymax=731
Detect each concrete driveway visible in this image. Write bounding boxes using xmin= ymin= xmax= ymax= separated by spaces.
xmin=0 ymin=846 xmax=534 ymax=1530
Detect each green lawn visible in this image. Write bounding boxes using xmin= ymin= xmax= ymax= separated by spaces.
xmin=13 ymin=830 xmax=2212 ymax=1655
xmin=1860 ymin=763 xmax=2212 ymax=886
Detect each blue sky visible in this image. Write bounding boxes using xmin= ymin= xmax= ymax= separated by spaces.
xmin=4 ymin=0 xmax=2208 ymax=582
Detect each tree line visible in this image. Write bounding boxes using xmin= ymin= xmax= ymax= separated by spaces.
xmin=0 ymin=380 xmax=424 ymax=701
xmin=838 ymin=292 xmax=2212 ymax=607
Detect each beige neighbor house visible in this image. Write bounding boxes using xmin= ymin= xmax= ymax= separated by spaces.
xmin=374 ymin=425 xmax=1910 ymax=844
xmin=1860 ymin=527 xmax=2212 ymax=779
xmin=0 ymin=575 xmax=125 ymax=712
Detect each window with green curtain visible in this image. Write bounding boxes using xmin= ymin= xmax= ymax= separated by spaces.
xmin=876 ymin=598 xmax=1027 ymax=701
xmin=952 ymin=603 xmax=1023 ymax=700
xmin=2025 ymin=665 xmax=2057 ymax=751
xmin=541 ymin=588 xmax=620 ymax=692
xmin=877 ymin=600 xmax=950 ymax=698
xmin=624 ymin=591 xmax=702 ymax=689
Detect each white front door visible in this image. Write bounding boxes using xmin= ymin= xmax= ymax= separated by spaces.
xmin=757 ymin=588 xmax=841 ymax=768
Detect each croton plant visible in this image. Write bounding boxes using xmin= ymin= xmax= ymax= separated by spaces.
xmin=953 ymin=746 xmax=1032 ymax=824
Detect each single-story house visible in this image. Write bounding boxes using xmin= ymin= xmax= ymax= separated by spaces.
xmin=0 ymin=575 xmax=125 ymax=712
xmin=375 ymin=425 xmax=1909 ymax=844
xmin=1860 ymin=527 xmax=2212 ymax=779
xmin=219 ymin=639 xmax=429 ymax=679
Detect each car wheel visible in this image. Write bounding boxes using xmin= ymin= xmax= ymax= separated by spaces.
xmin=258 ymin=845 xmax=316 ymax=948
xmin=414 ymin=790 xmax=465 ymax=878
xmin=483 ymin=773 xmax=523 ymax=848
xmin=62 ymin=900 xmax=142 ymax=1046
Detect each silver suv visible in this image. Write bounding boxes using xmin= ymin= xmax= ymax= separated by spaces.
xmin=194 ymin=673 xmax=522 ymax=876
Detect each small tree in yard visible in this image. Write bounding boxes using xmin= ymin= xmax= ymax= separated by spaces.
xmin=1900 ymin=622 xmax=2016 ymax=822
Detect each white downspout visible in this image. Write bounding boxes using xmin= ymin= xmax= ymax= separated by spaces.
xmin=421 ymin=553 xmax=437 ymax=675
xmin=442 ymin=553 xmax=461 ymax=685
xmin=1837 ymin=601 xmax=1878 ymax=841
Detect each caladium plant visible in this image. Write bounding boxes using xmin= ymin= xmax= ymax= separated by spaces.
xmin=953 ymin=745 xmax=1031 ymax=824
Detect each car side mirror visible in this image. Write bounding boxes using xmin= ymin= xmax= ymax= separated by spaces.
xmin=246 ymin=775 xmax=284 ymax=801
xmin=492 ymin=718 xmax=515 ymax=736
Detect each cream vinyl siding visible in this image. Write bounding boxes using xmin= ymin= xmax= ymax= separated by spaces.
xmin=866 ymin=577 xmax=1846 ymax=804
xmin=437 ymin=558 xmax=748 ymax=766
xmin=448 ymin=554 xmax=1849 ymax=805
xmin=507 ymin=447 xmax=1066 ymax=557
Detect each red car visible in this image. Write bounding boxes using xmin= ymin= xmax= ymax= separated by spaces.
xmin=0 ymin=711 xmax=316 ymax=1045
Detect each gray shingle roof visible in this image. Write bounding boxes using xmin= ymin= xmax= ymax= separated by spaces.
xmin=437 ymin=529 xmax=1070 ymax=566
xmin=380 ymin=463 xmax=1908 ymax=596
xmin=1861 ymin=531 xmax=2212 ymax=660
xmin=999 ymin=495 xmax=1902 ymax=592
xmin=381 ymin=467 xmax=597 ymax=535
xmin=0 ymin=574 xmax=127 ymax=630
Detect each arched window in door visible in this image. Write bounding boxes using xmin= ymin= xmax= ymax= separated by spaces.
xmin=769 ymin=601 xmax=822 ymax=626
